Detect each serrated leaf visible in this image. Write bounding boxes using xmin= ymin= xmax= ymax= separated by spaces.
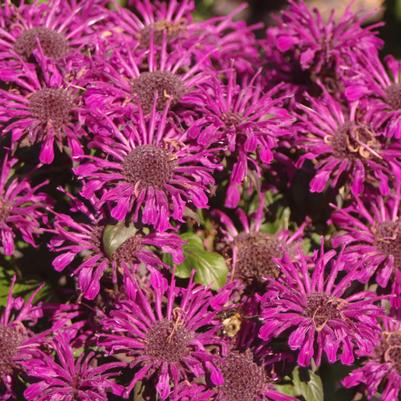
xmin=102 ymin=222 xmax=137 ymax=258
xmin=171 ymin=233 xmax=228 ymax=290
xmin=292 ymin=367 xmax=324 ymax=401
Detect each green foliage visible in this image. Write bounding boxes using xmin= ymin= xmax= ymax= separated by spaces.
xmin=396 ymin=0 xmax=401 ymax=21
xmin=165 ymin=232 xmax=228 ymax=290
xmin=277 ymin=367 xmax=324 ymax=401
xmin=0 ymin=265 xmax=50 ymax=306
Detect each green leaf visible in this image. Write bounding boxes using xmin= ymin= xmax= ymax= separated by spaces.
xmin=102 ymin=222 xmax=138 ymax=258
xmin=0 ymin=266 xmax=50 ymax=306
xmin=292 ymin=367 xmax=324 ymax=401
xmin=396 ymin=0 xmax=401 ymax=20
xmin=275 ymin=384 xmax=297 ymax=397
xmin=169 ymin=233 xmax=228 ymax=290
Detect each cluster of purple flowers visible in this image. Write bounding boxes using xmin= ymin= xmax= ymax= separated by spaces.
xmin=1 ymin=0 xmax=401 ymax=400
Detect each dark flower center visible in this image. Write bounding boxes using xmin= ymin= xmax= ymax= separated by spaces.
xmin=132 ymin=71 xmax=185 ymax=114
xmin=14 ymin=27 xmax=69 ymax=59
xmin=145 ymin=317 xmax=192 ymax=363
xmin=29 ymin=88 xmax=74 ymax=130
xmin=0 ymin=324 xmax=24 ymax=377
xmin=111 ymin=235 xmax=143 ymax=265
xmin=305 ymin=293 xmax=343 ymax=330
xmin=374 ymin=221 xmax=401 ymax=267
xmin=91 ymin=226 xmax=104 ymax=254
xmin=378 ymin=331 xmax=401 ymax=374
xmin=329 ymin=123 xmax=381 ymax=160
xmin=122 ymin=145 xmax=175 ymax=189
xmin=385 ymin=83 xmax=401 ymax=110
xmin=0 ymin=199 xmax=11 ymax=222
xmin=219 ymin=350 xmax=267 ymax=401
xmin=234 ymin=233 xmax=283 ymax=284
xmin=139 ymin=20 xmax=186 ymax=46
xmin=221 ymin=112 xmax=243 ymax=129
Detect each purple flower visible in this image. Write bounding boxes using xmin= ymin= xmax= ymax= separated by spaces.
xmin=83 ymin=31 xmax=211 ymax=118
xmin=0 ymin=0 xmax=105 ymax=64
xmin=195 ymin=69 xmax=293 ymax=208
xmin=0 ymin=61 xmax=85 ymax=164
xmin=49 ymin=193 xmax=184 ymax=300
xmin=344 ymin=52 xmax=401 ymax=137
xmin=212 ymin=349 xmax=295 ymax=401
xmin=331 ymin=184 xmax=401 ymax=297
xmin=24 ymin=331 xmax=124 ymax=401
xmin=215 ymin=198 xmax=304 ymax=289
xmin=0 ymin=155 xmax=47 ymax=256
xmin=258 ymin=244 xmax=383 ymax=367
xmin=108 ymin=0 xmax=194 ymax=48
xmin=295 ymin=92 xmax=401 ymax=195
xmin=107 ymin=1 xmax=260 ymax=77
xmin=100 ymin=270 xmax=231 ymax=399
xmin=74 ymin=110 xmax=220 ymax=231
xmin=0 ymin=277 xmax=44 ymax=400
xmin=265 ymin=0 xmax=382 ymax=94
xmin=343 ymin=317 xmax=401 ymax=401
xmin=192 ymin=4 xmax=262 ymax=77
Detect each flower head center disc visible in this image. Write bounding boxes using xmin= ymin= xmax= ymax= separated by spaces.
xmin=0 ymin=325 xmax=24 ymax=377
xmin=132 ymin=71 xmax=185 ymax=114
xmin=123 ymin=145 xmax=175 ymax=190
xmin=14 ymin=27 xmax=69 ymax=59
xmin=221 ymin=111 xmax=243 ymax=129
xmin=111 ymin=236 xmax=143 ymax=265
xmin=330 ymin=123 xmax=380 ymax=160
xmin=139 ymin=20 xmax=186 ymax=46
xmin=305 ymin=293 xmax=343 ymax=330
xmin=219 ymin=351 xmax=267 ymax=401
xmin=234 ymin=233 xmax=283 ymax=283
xmin=145 ymin=318 xmax=192 ymax=363
xmin=385 ymin=83 xmax=401 ymax=110
xmin=29 ymin=89 xmax=74 ymax=129
xmin=374 ymin=221 xmax=401 ymax=266
xmin=379 ymin=331 xmax=401 ymax=374
xmin=0 ymin=199 xmax=11 ymax=222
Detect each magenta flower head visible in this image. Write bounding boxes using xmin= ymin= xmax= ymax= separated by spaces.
xmin=108 ymin=0 xmax=194 ymax=48
xmin=84 ymin=31 xmax=211 ymax=118
xmin=196 ymin=69 xmax=293 ymax=208
xmin=295 ymin=92 xmax=401 ymax=195
xmin=212 ymin=349 xmax=295 ymax=401
xmin=345 ymin=52 xmax=401 ymax=137
xmin=0 ymin=155 xmax=47 ymax=256
xmin=0 ymin=277 xmax=44 ymax=400
xmin=24 ymin=331 xmax=124 ymax=401
xmin=0 ymin=0 xmax=105 ymax=65
xmin=192 ymin=4 xmax=261 ymax=77
xmin=0 ymin=61 xmax=85 ymax=164
xmin=343 ymin=317 xmax=401 ymax=401
xmin=265 ymin=0 xmax=382 ymax=93
xmin=215 ymin=198 xmax=304 ymax=291
xmin=258 ymin=243 xmax=383 ymax=367
xmin=49 ymin=192 xmax=184 ymax=300
xmin=100 ymin=270 xmax=232 ymax=399
xmin=332 ymin=183 xmax=401 ymax=298
xmin=74 ymin=109 xmax=220 ymax=232
xmin=108 ymin=1 xmax=260 ymax=77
